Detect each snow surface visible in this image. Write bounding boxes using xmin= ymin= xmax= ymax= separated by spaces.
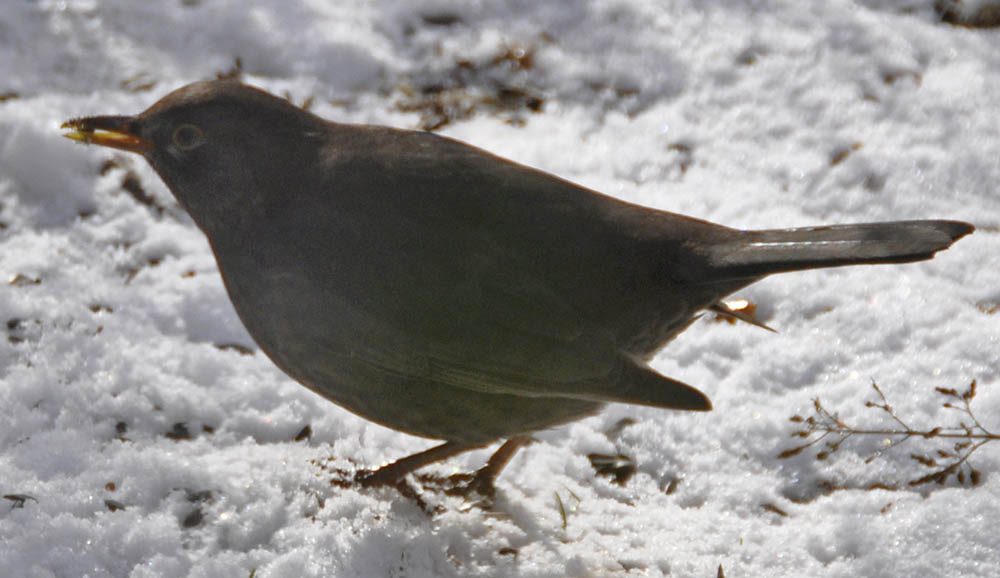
xmin=1 ymin=1 xmax=998 ymax=577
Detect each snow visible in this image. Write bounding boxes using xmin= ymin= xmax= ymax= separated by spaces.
xmin=1 ymin=0 xmax=998 ymax=576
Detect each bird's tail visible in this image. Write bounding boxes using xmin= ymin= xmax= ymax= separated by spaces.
xmin=705 ymin=219 xmax=974 ymax=279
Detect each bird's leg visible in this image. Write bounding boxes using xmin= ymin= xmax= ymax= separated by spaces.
xmin=447 ymin=435 xmax=534 ymax=499
xmin=355 ymin=440 xmax=487 ymax=488
xmin=353 ymin=437 xmax=533 ymax=508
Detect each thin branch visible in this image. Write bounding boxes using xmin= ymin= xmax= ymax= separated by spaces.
xmin=780 ymin=380 xmax=993 ymax=487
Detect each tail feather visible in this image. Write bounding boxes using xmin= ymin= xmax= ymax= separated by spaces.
xmin=707 ymin=219 xmax=973 ymax=279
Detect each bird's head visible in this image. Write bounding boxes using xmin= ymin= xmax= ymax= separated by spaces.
xmin=63 ymin=80 xmax=323 ymax=233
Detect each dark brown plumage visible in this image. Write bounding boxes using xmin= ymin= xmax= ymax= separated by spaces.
xmin=63 ymin=80 xmax=973 ymax=494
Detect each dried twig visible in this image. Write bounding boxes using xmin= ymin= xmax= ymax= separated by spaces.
xmin=780 ymin=380 xmax=994 ymax=486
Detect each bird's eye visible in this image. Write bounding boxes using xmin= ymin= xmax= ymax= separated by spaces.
xmin=171 ymin=124 xmax=205 ymax=151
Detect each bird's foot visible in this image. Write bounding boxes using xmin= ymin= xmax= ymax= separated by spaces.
xmin=343 ymin=468 xmax=436 ymax=513
xmin=442 ymin=466 xmax=502 ymax=509
xmin=353 ymin=466 xmax=402 ymax=488
xmin=427 ymin=435 xmax=535 ymax=508
xmin=329 ymin=437 xmax=533 ymax=510
xmin=341 ymin=439 xmax=483 ymax=489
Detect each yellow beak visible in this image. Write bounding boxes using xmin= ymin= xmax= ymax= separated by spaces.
xmin=61 ymin=115 xmax=152 ymax=154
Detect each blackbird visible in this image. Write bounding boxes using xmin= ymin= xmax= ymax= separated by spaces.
xmin=63 ymin=80 xmax=973 ymax=494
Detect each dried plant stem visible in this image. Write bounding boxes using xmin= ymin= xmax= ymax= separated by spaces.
xmin=780 ymin=380 xmax=992 ymax=487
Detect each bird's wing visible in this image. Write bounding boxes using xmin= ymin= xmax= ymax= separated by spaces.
xmin=327 ymin=238 xmax=711 ymax=411
xmin=363 ymin=240 xmax=622 ymax=385
xmin=309 ymin=126 xmax=712 ymax=410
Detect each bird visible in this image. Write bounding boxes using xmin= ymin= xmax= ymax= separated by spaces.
xmin=62 ymin=80 xmax=973 ymax=496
